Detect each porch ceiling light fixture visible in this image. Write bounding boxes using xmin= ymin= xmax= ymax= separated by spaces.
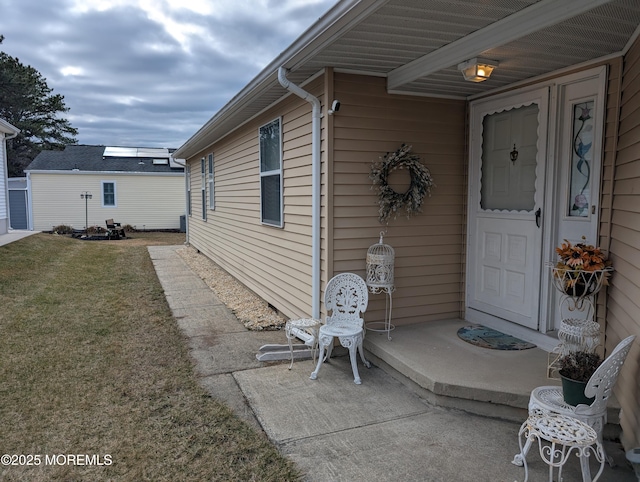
xmin=457 ymin=58 xmax=498 ymax=82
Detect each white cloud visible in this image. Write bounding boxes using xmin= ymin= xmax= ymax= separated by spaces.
xmin=60 ymin=66 xmax=85 ymax=76
xmin=2 ymin=0 xmax=337 ymax=148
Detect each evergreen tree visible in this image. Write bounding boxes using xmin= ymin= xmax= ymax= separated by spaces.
xmin=0 ymin=35 xmax=78 ymax=177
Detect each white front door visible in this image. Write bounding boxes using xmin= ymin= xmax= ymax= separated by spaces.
xmin=466 ymin=68 xmax=606 ymax=339
xmin=467 ymin=88 xmax=550 ymax=330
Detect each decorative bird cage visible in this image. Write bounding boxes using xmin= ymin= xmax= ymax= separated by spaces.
xmin=366 ymin=232 xmax=395 ymax=293
xmin=365 ymin=232 xmax=395 ymax=340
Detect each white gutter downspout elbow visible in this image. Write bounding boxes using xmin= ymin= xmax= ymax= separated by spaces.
xmin=278 ymin=67 xmax=321 ymax=319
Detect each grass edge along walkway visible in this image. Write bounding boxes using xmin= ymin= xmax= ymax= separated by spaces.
xmin=0 ymin=233 xmax=300 ymax=481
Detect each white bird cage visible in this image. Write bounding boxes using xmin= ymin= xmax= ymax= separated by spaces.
xmin=366 ymin=232 xmax=395 ymax=292
xmin=365 ymin=232 xmax=395 ymax=340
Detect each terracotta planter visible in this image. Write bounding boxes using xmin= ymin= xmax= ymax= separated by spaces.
xmin=559 ymin=372 xmax=595 ymax=406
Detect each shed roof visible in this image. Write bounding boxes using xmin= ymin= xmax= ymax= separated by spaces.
xmin=26 ymin=145 xmax=184 ymax=174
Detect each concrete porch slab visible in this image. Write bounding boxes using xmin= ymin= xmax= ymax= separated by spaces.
xmin=364 ymin=319 xmax=620 ymax=427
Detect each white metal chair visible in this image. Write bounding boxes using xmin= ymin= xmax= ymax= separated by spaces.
xmin=513 ymin=334 xmax=636 ymax=468
xmin=310 ymin=273 xmax=371 ymax=384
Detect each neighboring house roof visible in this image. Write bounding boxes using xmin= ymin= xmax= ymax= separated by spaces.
xmin=26 ymin=145 xmax=184 ymax=174
xmin=175 ymin=0 xmax=640 ymax=159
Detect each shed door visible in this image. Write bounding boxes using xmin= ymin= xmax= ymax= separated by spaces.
xmin=467 ymin=88 xmax=549 ymax=330
xmin=9 ymin=190 xmax=28 ymax=230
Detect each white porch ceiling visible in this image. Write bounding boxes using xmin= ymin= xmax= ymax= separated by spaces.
xmin=176 ymin=0 xmax=640 ymax=157
xmin=297 ymin=0 xmax=640 ymax=97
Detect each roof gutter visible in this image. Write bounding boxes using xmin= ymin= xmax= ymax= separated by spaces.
xmin=278 ymin=66 xmax=322 ymax=319
xmin=0 ymin=118 xmax=20 ymax=139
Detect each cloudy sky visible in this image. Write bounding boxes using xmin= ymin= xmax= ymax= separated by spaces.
xmin=0 ymin=0 xmax=336 ymax=149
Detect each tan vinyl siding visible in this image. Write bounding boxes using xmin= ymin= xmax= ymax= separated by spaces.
xmin=185 ymin=78 xmax=323 ymax=320
xmin=607 ymin=35 xmax=640 ymax=450
xmin=593 ymin=58 xmax=624 ymax=335
xmin=29 ymin=172 xmax=185 ymax=231
xmin=331 ymin=73 xmax=466 ymax=326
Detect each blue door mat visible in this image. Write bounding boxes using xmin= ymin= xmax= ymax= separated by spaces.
xmin=457 ymin=324 xmax=536 ymax=350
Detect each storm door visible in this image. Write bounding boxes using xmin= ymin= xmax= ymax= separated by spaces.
xmin=467 ymin=88 xmax=549 ymax=330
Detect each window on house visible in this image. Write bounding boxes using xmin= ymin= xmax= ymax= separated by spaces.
xmin=208 ymin=153 xmax=214 ymax=210
xmin=259 ymin=118 xmax=282 ymax=227
xmin=102 ymin=181 xmax=116 ymax=207
xmin=186 ymin=166 xmax=192 ymax=216
xmin=201 ymin=157 xmax=207 ymax=220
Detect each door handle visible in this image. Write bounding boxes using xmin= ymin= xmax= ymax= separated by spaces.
xmin=535 ymin=208 xmax=541 ymax=228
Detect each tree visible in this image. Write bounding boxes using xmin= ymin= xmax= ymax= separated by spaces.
xmin=0 ymin=35 xmax=78 ymax=177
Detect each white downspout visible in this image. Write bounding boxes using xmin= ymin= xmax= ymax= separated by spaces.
xmin=3 ymin=130 xmax=20 ymax=230
xmin=278 ymin=67 xmax=321 ymax=319
xmin=170 ymin=156 xmax=189 ymax=244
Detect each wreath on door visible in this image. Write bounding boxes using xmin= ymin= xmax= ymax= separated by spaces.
xmin=370 ymin=144 xmax=435 ymax=224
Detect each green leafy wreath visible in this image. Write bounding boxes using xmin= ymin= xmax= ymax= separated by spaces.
xmin=370 ymin=144 xmax=435 ymax=224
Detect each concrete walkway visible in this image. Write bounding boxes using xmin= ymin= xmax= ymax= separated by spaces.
xmin=0 ymin=230 xmax=39 ymax=247
xmin=149 ymin=245 xmax=635 ymax=482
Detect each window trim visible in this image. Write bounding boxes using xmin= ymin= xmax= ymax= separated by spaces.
xmin=259 ymin=117 xmax=283 ymax=228
xmin=186 ymin=165 xmax=192 ymax=216
xmin=208 ymin=153 xmax=214 ymax=210
xmin=101 ymin=181 xmax=116 ymax=207
xmin=201 ymin=157 xmax=207 ymax=220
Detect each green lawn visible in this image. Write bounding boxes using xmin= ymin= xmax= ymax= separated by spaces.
xmin=0 ymin=233 xmax=300 ymax=481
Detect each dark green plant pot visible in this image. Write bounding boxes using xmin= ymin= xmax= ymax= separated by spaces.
xmin=560 ymin=373 xmax=595 ymax=406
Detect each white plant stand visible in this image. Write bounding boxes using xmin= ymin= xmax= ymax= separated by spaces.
xmin=365 ymin=232 xmax=395 ymax=341
xmin=547 ymin=265 xmax=612 ymax=379
xmin=365 ymin=286 xmax=394 ymax=341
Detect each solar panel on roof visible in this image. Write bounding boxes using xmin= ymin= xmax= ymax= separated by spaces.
xmin=138 ymin=148 xmax=169 ymax=157
xmin=104 ymin=146 xmax=138 ymax=157
xmin=103 ymin=146 xmax=170 ymax=158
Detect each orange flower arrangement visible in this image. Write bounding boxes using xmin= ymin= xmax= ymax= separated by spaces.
xmin=555 ymin=238 xmax=609 ymax=272
xmin=553 ymin=237 xmax=612 ymax=295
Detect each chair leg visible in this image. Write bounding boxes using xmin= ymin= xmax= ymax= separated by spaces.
xmin=592 ymin=442 xmax=606 ymax=482
xmin=358 ymin=338 xmax=371 ymax=368
xmin=310 ymin=336 xmax=331 ymax=380
xmin=287 ymin=331 xmax=295 ymax=370
xmin=512 ymin=420 xmax=532 ymax=468
xmin=325 ymin=340 xmax=334 ymax=361
xmin=596 ymin=430 xmax=614 ymax=467
xmin=348 ymin=343 xmax=362 ymax=384
xmin=579 ymin=454 xmax=592 ymax=482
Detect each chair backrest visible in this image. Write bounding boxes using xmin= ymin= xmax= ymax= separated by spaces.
xmin=580 ymin=335 xmax=636 ymax=414
xmin=106 ymin=219 xmax=115 ymax=227
xmin=323 ymin=273 xmax=368 ymax=327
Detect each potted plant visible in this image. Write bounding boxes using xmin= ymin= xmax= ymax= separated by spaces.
xmin=551 ymin=237 xmax=612 ymax=297
xmin=557 ymin=350 xmax=602 ymax=406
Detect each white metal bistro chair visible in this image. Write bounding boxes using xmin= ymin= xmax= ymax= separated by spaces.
xmin=310 ymin=273 xmax=371 ymax=384
xmin=514 ymin=414 xmax=606 ymax=482
xmin=512 ymin=334 xmax=636 ymax=468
